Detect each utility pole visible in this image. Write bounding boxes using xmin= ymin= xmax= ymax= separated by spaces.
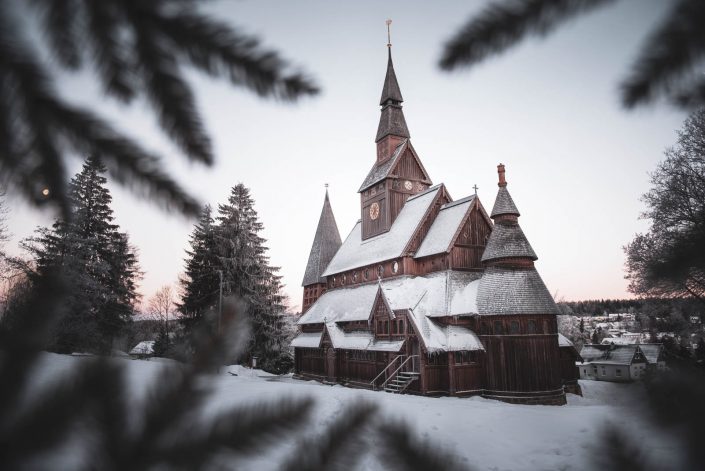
xmin=217 ymin=270 xmax=223 ymax=333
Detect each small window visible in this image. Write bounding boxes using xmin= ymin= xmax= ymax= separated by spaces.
xmin=407 ymin=321 xmax=414 ymax=334
xmin=510 ymin=321 xmax=520 ymax=334
xmin=392 ymin=261 xmax=399 ymax=274
xmin=384 ymin=321 xmax=389 ymax=334
xmin=364 ymin=269 xmax=369 ymax=280
xmin=616 ymin=369 xmax=622 ymax=377
xmin=352 ymin=271 xmax=358 ymax=282
xmin=527 ymin=320 xmax=537 ymax=334
xmin=392 ymin=321 xmax=398 ymax=334
xmin=341 ymin=274 xmax=346 ymax=286
xmin=494 ymin=321 xmax=504 ymax=335
xmin=543 ymin=320 xmax=550 ymax=334
xmin=378 ymin=265 xmax=384 ymax=277
xmin=601 ymin=367 xmax=606 ymax=376
xmin=377 ymin=321 xmax=383 ymax=333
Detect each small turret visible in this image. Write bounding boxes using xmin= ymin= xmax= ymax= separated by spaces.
xmin=482 ymin=164 xmax=536 ymax=266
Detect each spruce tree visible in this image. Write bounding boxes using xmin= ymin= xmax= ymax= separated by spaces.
xmin=23 ymin=157 xmax=140 ymax=353
xmin=179 ymin=205 xmax=220 ymax=325
xmin=214 ymin=184 xmax=287 ymax=369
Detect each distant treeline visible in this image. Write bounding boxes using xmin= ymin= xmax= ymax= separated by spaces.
xmin=558 ymin=298 xmax=703 ymax=318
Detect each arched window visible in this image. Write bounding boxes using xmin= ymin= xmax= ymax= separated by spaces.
xmin=527 ymin=320 xmax=537 ymax=334
xmin=377 ymin=265 xmax=384 ymax=277
xmin=510 ymin=321 xmax=520 ymax=334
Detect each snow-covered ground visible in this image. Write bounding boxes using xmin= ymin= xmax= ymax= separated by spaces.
xmin=31 ymin=354 xmax=683 ymax=470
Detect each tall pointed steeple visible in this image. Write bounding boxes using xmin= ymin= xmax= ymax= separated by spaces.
xmin=302 ymin=188 xmax=342 ymax=287
xmin=376 ymin=49 xmax=410 ymax=145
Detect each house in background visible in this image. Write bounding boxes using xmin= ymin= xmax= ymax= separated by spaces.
xmin=578 ymin=343 xmax=665 ymax=382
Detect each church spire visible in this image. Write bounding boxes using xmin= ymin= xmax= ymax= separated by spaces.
xmin=302 ymin=187 xmax=342 ymax=287
xmin=375 ymin=20 xmax=409 ymax=146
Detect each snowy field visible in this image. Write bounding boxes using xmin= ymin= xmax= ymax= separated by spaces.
xmin=34 ymin=354 xmax=682 ymax=471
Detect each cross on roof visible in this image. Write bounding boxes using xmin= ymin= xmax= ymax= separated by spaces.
xmin=473 ymin=184 xmax=479 ymax=195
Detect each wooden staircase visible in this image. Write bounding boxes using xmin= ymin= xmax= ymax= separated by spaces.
xmin=371 ymin=355 xmax=420 ymax=394
xmin=384 ymin=371 xmax=420 ymax=393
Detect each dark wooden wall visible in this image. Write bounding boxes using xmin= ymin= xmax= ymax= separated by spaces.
xmin=479 ymin=314 xmax=563 ymax=397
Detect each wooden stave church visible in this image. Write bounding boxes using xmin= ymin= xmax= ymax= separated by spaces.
xmin=292 ymin=47 xmax=578 ymax=405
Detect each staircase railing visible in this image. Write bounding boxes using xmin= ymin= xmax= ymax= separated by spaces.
xmin=380 ymin=355 xmax=420 ymax=391
xmin=370 ymin=355 xmax=405 ymax=390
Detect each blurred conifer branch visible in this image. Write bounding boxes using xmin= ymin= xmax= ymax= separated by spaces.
xmin=0 ymin=0 xmax=319 ymax=218
xmin=439 ymin=0 xmax=705 ymax=110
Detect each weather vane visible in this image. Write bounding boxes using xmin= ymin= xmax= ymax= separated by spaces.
xmin=386 ymin=19 xmax=392 ymax=48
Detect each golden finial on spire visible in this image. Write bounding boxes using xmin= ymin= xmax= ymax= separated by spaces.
xmin=386 ymin=19 xmax=392 ymax=48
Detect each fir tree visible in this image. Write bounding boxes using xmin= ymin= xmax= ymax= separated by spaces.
xmin=179 ymin=205 xmax=220 ymax=324
xmin=22 ymin=157 xmax=140 ymax=353
xmin=214 ymin=184 xmax=287 ymax=369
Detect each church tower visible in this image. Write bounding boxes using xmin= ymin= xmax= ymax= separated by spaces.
xmin=358 ymin=36 xmax=432 ymax=240
xmin=301 ymin=189 xmax=342 ymax=313
xmin=477 ymin=164 xmax=565 ymax=405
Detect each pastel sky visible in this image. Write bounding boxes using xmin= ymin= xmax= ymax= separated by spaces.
xmin=5 ymin=0 xmax=688 ymax=311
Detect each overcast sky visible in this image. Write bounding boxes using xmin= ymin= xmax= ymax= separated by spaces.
xmin=6 ymin=0 xmax=688 ymax=310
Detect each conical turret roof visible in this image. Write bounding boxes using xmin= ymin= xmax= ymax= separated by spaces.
xmin=490 ymin=164 xmax=520 ymax=217
xmin=302 ymin=190 xmax=342 ymax=286
xmin=482 ymin=164 xmax=535 ymax=263
xmin=375 ymin=49 xmax=410 ymax=142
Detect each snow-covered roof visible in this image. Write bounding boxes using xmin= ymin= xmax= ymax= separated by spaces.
xmin=637 ymin=344 xmax=663 ymax=364
xmin=558 ymin=333 xmax=574 ymax=348
xmin=405 ymin=307 xmax=484 ymax=353
xmin=299 ymin=270 xmax=482 ymax=326
xmin=298 ymin=283 xmax=379 ymax=324
xmin=129 ymin=340 xmax=155 ymax=355
xmin=290 ymin=331 xmax=322 ymax=348
xmin=381 ymin=271 xmax=481 ymax=318
xmin=325 ymin=322 xmax=404 ymax=352
xmin=477 ymin=267 xmax=558 ymax=315
xmin=415 ymin=196 xmax=474 ymax=258
xmin=322 ymin=185 xmax=442 ymax=275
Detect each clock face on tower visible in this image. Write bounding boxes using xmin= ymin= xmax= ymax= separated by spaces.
xmin=369 ymin=202 xmax=380 ymax=220
xmin=404 ymin=180 xmax=413 ymax=191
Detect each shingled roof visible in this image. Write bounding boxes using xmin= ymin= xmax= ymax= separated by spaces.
xmin=380 ymin=49 xmax=403 ymax=105
xmin=490 ymin=186 xmax=520 ymax=217
xmin=477 ymin=267 xmax=559 ymax=315
xmin=302 ymin=190 xmax=342 ymax=286
xmin=358 ymin=139 xmax=407 ymax=192
xmin=375 ymin=50 xmax=410 ymax=142
xmin=481 ymin=220 xmax=537 ymax=263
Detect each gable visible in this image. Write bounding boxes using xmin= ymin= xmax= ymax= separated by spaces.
xmin=390 ymin=142 xmax=431 ymax=184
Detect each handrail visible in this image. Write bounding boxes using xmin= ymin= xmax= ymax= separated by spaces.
xmin=380 ymin=355 xmax=420 ymax=391
xmin=370 ymin=354 xmax=405 ymax=390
